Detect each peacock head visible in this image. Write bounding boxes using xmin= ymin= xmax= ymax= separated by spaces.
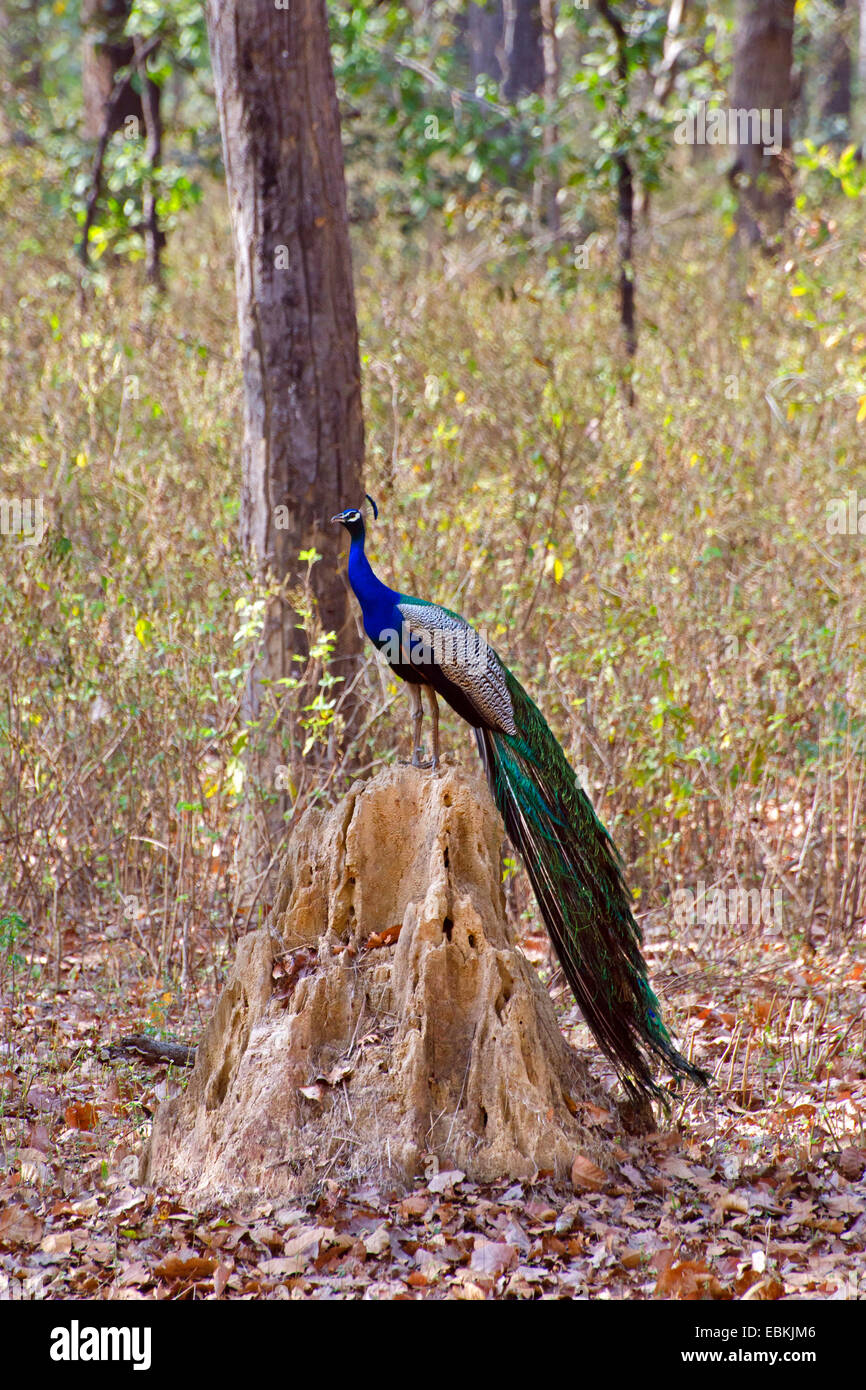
xmin=331 ymin=494 xmax=378 ymax=539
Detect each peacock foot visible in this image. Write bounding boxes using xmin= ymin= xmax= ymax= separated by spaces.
xmin=400 ymin=750 xmax=438 ymax=771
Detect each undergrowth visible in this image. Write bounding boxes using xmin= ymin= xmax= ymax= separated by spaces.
xmin=1 ymin=142 xmax=864 ymax=1031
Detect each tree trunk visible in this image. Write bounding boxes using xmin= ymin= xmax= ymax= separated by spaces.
xmin=817 ymin=0 xmax=852 ymax=141
xmin=729 ymin=0 xmax=796 ymax=249
xmin=206 ymin=0 xmax=365 ymax=866
xmin=538 ymin=0 xmax=560 ymax=234
xmin=597 ymin=2 xmax=637 ymax=371
xmin=467 ymin=0 xmax=543 ymax=97
xmin=137 ymin=40 xmax=163 ymax=288
xmin=501 ymin=0 xmax=543 ymax=100
xmin=467 ymin=2 xmax=502 ymax=83
xmin=81 ymin=0 xmax=144 ymax=139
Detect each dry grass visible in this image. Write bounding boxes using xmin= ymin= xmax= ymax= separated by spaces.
xmin=0 ymin=140 xmax=863 ymax=1061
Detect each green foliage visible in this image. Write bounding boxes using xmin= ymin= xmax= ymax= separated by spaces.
xmin=0 ymin=0 xmax=213 ymax=268
xmin=0 ymin=913 xmax=28 ymax=971
xmin=0 ymin=912 xmax=29 ymax=1014
xmin=332 ymin=3 xmax=673 ymax=272
xmin=126 ymin=0 xmax=210 ymax=73
xmin=796 ymin=140 xmax=866 ymax=203
xmin=332 ymin=1 xmax=734 ymax=291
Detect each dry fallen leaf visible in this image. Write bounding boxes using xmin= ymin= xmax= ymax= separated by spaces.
xmin=364 ymin=924 xmax=402 ymax=950
xmin=470 ymin=1237 xmax=518 ymax=1277
xmin=414 ymin=1249 xmax=448 ymax=1282
xmin=298 ymin=1083 xmax=325 ymax=1103
xmin=18 ymin=1149 xmax=51 ymax=1185
xmin=64 ymin=1101 xmax=98 ymax=1131
xmin=839 ymin=1146 xmax=866 ymax=1181
xmin=283 ymin=1227 xmax=325 ymax=1264
xmin=619 ymin=1162 xmax=645 ymax=1188
xmin=0 ymin=1205 xmax=43 ymax=1248
xmin=84 ymin=1240 xmax=115 ymax=1265
xmin=579 ymin=1102 xmax=614 ymax=1128
xmin=257 ymin=1256 xmax=303 ymax=1279
xmin=154 ymin=1254 xmax=218 ymax=1282
xmin=28 ymin=1124 xmax=51 ymax=1154
xmin=660 ymin=1157 xmax=702 ymax=1185
xmin=428 ymin=1169 xmax=465 ymax=1194
xmin=399 ymin=1196 xmax=428 ymax=1220
xmin=40 ymin=1231 xmax=73 ymax=1257
xmin=272 ymin=947 xmax=318 ymax=1001
xmin=363 ymin=1225 xmax=392 ymax=1257
xmin=316 ymin=1060 xmax=355 ymax=1088
xmin=654 ymin=1249 xmax=729 ymax=1301
xmin=571 ymin=1154 xmax=606 ymax=1192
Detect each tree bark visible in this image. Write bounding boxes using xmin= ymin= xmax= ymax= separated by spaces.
xmin=81 ymin=0 xmax=145 ymax=139
xmin=467 ymin=0 xmax=543 ymax=97
xmin=500 ymin=0 xmax=544 ymax=100
xmin=817 ymin=0 xmax=852 ymax=141
xmin=729 ymin=0 xmax=796 ymax=249
xmin=206 ymin=0 xmax=365 ymax=861
xmin=538 ymin=0 xmax=560 ymax=234
xmin=467 ymin=2 xmax=502 ymax=83
xmin=597 ymin=2 xmax=637 ymax=370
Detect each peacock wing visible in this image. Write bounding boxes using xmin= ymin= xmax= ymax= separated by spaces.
xmin=396 ymin=600 xmax=518 ymax=735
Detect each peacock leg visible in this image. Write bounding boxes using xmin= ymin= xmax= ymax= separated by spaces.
xmin=423 ymin=685 xmax=440 ymax=771
xmin=408 ymin=683 xmax=424 ymax=767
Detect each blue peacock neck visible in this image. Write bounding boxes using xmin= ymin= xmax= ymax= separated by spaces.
xmin=347 ymin=526 xmax=399 ymax=643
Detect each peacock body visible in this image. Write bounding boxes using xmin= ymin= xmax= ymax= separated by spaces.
xmin=333 ymin=499 xmax=708 ymax=1107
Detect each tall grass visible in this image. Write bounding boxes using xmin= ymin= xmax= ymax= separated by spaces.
xmin=1 ymin=143 xmax=863 ymax=1012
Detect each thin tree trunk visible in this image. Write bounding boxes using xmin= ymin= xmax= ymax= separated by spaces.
xmin=598 ymin=1 xmax=637 ymax=371
xmin=206 ymin=0 xmax=365 ymax=865
xmin=729 ymin=0 xmax=796 ymax=250
xmin=614 ymin=153 xmax=637 ymax=363
xmin=78 ymin=33 xmax=161 ymax=266
xmin=538 ymin=0 xmax=560 ymax=234
xmin=137 ymin=40 xmax=163 ymax=289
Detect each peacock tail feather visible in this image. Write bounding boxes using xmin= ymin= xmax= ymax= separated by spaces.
xmin=475 ymin=666 xmax=709 ymax=1106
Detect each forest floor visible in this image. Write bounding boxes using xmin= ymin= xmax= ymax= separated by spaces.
xmin=1 ymin=911 xmax=863 ymax=1302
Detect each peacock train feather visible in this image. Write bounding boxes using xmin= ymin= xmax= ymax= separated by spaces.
xmin=475 ymin=667 xmax=708 ymax=1104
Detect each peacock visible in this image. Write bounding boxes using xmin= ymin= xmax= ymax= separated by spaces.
xmin=332 ymin=496 xmax=708 ymax=1107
